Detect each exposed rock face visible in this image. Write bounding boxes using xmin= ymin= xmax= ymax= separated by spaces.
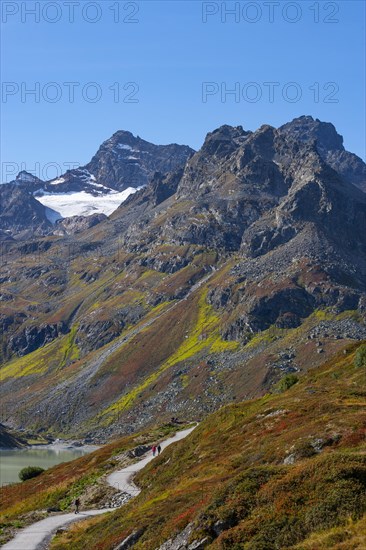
xmin=12 ymin=171 xmax=45 ymax=192
xmin=139 ymin=168 xmax=185 ymax=207
xmin=157 ymin=523 xmax=209 ymax=549
xmin=0 ymin=116 xmax=365 ymax=438
xmin=0 ymin=423 xmax=26 ymax=448
xmin=278 ymin=115 xmax=366 ymax=192
xmin=9 ymin=322 xmax=69 ymax=357
xmin=0 ymin=184 xmax=52 ymax=238
xmin=9 ymin=132 xmax=194 ymax=196
xmin=114 ymin=529 xmax=145 ymax=549
xmin=120 ymin=119 xmax=365 ymax=257
xmin=75 ymin=304 xmax=145 ymax=355
xmin=279 ymin=115 xmax=344 ymax=153
xmin=126 ymin=444 xmax=151 ymax=458
xmin=2 ymin=132 xmax=194 ymax=237
xmin=85 ymin=130 xmax=194 ymax=191
xmin=114 ymin=117 xmax=365 ymax=345
xmin=57 ymin=213 xmax=107 ymax=235
xmin=76 ymin=318 xmax=124 ymax=355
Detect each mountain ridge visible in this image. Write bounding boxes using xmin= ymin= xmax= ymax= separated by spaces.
xmin=0 ymin=115 xmax=365 ymax=443
xmin=0 ymin=131 xmax=194 ymax=236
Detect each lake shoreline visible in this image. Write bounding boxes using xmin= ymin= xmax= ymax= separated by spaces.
xmin=0 ymin=442 xmax=100 ymax=452
xmin=0 ymin=444 xmax=100 ymax=485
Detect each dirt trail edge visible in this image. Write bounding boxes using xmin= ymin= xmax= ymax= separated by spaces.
xmin=2 ymin=425 xmax=197 ymax=550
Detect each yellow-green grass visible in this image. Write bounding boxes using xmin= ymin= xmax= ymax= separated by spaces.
xmin=49 ymin=343 xmax=366 ymax=550
xmin=58 ymin=324 xmax=80 ymax=369
xmin=292 ymin=515 xmax=366 ymax=549
xmin=0 ymin=334 xmax=75 ymax=380
xmin=244 ymin=308 xmax=361 ymax=353
xmin=98 ymin=289 xmax=239 ymax=420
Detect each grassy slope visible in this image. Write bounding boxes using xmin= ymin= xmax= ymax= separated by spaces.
xmin=35 ymin=342 xmax=366 ymax=550
xmin=2 ymin=243 xmax=363 ymax=440
xmin=95 ymin=288 xmax=238 ymax=425
xmin=0 ymin=424 xmax=188 ymax=545
xmin=1 ymin=246 xmax=224 ymax=433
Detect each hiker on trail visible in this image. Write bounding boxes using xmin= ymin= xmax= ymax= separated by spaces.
xmin=157 ymin=444 xmax=162 ymax=455
xmin=74 ymin=498 xmax=80 ymax=514
xmin=152 ymin=444 xmax=157 ymax=456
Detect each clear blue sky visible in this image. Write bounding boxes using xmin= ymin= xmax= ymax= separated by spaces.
xmin=1 ymin=0 xmax=365 ymax=182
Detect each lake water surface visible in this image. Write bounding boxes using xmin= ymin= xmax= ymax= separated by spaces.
xmin=0 ymin=445 xmax=98 ymax=485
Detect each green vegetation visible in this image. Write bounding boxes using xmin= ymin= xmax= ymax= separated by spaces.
xmin=59 ymin=324 xmax=80 ymax=369
xmin=99 ymin=289 xmax=239 ymax=421
xmin=199 ymin=454 xmax=366 ymax=549
xmin=2 ymin=343 xmax=366 ymax=548
xmin=0 ymin=423 xmax=189 ymax=546
xmin=39 ymin=342 xmax=366 ymax=550
xmin=244 ymin=324 xmax=285 ymax=349
xmin=0 ymin=335 xmax=71 ymax=380
xmin=18 ymin=466 xmax=45 ymax=482
xmin=354 ymin=344 xmax=366 ymax=368
xmin=275 ymin=373 xmax=299 ymax=393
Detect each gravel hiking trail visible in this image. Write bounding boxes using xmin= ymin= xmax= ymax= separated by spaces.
xmin=2 ymin=425 xmax=197 ymax=550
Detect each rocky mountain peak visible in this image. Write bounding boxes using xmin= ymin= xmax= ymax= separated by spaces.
xmin=15 ymin=171 xmax=42 ymax=184
xmin=101 ymin=129 xmax=143 ymax=152
xmin=2 ymin=117 xmax=365 ymax=243
xmin=0 ymin=183 xmax=52 ymax=238
xmin=1 ymin=130 xmax=194 ymax=236
xmin=200 ymin=124 xmax=250 ymax=157
xmin=1 ymin=116 xmax=366 ymax=454
xmin=278 ymin=116 xmax=365 ymax=192
xmin=85 ymin=130 xmax=194 ymax=191
xmin=279 ymin=115 xmax=344 ymax=153
xmin=110 ymin=129 xmax=135 ymax=140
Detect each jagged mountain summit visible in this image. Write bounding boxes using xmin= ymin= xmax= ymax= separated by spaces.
xmin=1 ymin=131 xmax=194 ymax=236
xmin=11 ymin=130 xmax=194 ymax=194
xmin=280 ymin=115 xmax=366 ymax=192
xmin=0 ymin=116 xmax=365 ymax=441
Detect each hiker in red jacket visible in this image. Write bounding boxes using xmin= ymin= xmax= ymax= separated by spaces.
xmin=152 ymin=445 xmax=157 ymax=456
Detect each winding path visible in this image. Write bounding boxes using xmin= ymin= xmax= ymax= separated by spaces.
xmin=2 ymin=426 xmax=196 ymax=550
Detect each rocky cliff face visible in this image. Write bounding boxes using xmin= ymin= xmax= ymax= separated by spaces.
xmin=0 ymin=116 xmax=365 ymax=439
xmin=0 ymin=423 xmax=26 ymax=448
xmin=119 ymin=118 xmax=365 ymax=258
xmin=278 ymin=115 xmax=366 ymax=192
xmin=85 ymin=130 xmax=194 ymax=191
xmin=0 ymin=184 xmax=53 ymax=239
xmin=1 ymin=132 xmax=194 ymax=238
xmin=7 ymin=132 xmax=194 ymax=196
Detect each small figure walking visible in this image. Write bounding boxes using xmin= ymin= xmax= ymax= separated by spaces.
xmin=152 ymin=445 xmax=157 ymax=457
xmin=74 ymin=498 xmax=80 ymax=514
xmin=157 ymin=444 xmax=162 ymax=455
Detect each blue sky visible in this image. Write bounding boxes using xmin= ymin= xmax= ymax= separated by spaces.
xmin=1 ymin=0 xmax=365 ymax=182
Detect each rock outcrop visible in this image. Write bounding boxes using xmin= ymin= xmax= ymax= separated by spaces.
xmin=0 ymin=116 xmax=365 ymax=438
xmin=0 ymin=184 xmax=53 ymax=239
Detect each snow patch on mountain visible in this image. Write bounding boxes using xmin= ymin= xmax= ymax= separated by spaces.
xmin=49 ymin=177 xmax=66 ymax=185
xmin=76 ymin=169 xmax=96 ymax=182
xmin=117 ymin=144 xmax=133 ymax=150
xmin=37 ymin=188 xmax=138 ymax=221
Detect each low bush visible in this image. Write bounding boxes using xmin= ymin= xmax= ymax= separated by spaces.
xmin=276 ymin=373 xmax=299 ymax=393
xmin=354 ymin=344 xmax=366 ymax=368
xmin=18 ymin=466 xmax=45 ymax=482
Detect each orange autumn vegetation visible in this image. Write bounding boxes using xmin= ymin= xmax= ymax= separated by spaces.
xmin=43 ymin=341 xmax=366 ymax=550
